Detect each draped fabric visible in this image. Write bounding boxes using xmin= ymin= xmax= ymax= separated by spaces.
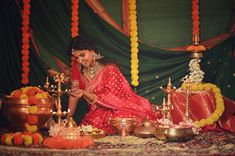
xmin=171 ymin=90 xmax=235 ymax=133
xmin=72 ymin=63 xmax=161 ymax=134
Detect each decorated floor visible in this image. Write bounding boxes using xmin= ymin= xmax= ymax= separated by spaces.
xmin=0 ymin=131 xmax=235 ymax=156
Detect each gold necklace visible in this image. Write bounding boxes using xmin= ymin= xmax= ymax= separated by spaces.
xmin=83 ymin=62 xmax=100 ymax=79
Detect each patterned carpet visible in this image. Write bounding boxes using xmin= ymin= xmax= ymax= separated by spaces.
xmin=0 ymin=131 xmax=235 ymax=156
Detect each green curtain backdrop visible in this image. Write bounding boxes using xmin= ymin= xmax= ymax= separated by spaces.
xmin=1 ymin=0 xmax=234 ymax=105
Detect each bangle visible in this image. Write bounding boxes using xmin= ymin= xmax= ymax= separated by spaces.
xmin=89 ymin=94 xmax=97 ymax=104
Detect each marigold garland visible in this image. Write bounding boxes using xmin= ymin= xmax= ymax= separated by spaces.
xmin=1 ymin=132 xmax=43 ymax=146
xmin=21 ymin=0 xmax=31 ymax=85
xmin=181 ymin=82 xmax=225 ymax=128
xmin=71 ymin=0 xmax=79 ymax=38
xmin=129 ymin=0 xmax=139 ymax=86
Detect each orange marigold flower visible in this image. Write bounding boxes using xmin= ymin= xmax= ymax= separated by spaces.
xmin=13 ymin=134 xmax=24 ymax=145
xmin=27 ymin=114 xmax=38 ymax=125
xmin=28 ymin=96 xmax=37 ymax=104
xmin=21 ymin=78 xmax=29 ymax=85
xmin=31 ymin=133 xmax=43 ymax=145
xmin=26 ymin=88 xmax=38 ymax=96
xmin=1 ymin=133 xmax=12 ymax=145
xmin=10 ymin=90 xmax=22 ymax=98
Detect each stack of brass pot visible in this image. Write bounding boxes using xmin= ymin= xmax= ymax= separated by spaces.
xmin=134 ymin=119 xmax=156 ymax=138
xmin=155 ymin=126 xmax=195 ymax=142
xmin=2 ymin=96 xmax=54 ymax=131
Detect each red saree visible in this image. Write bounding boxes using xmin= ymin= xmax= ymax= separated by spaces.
xmin=72 ymin=63 xmax=161 ymax=134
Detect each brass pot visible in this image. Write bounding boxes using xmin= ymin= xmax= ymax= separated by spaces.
xmin=2 ymin=96 xmax=54 ymax=131
xmin=155 ymin=127 xmax=195 ymax=142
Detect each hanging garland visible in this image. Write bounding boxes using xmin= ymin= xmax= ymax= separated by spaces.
xmin=21 ymin=0 xmax=31 ymax=85
xmin=71 ymin=0 xmax=79 ymax=71
xmin=192 ymin=0 xmax=199 ymax=44
xmin=71 ymin=0 xmax=79 ymax=38
xmin=187 ymin=0 xmax=205 ymax=52
xmin=129 ymin=0 xmax=139 ymax=87
xmin=181 ymin=83 xmax=225 ymax=128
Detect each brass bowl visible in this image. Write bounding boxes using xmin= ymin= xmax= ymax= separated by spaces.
xmin=110 ymin=118 xmax=137 ymax=137
xmin=155 ymin=127 xmax=195 ymax=142
xmin=134 ymin=120 xmax=156 ymax=138
xmin=2 ymin=96 xmax=54 ymax=131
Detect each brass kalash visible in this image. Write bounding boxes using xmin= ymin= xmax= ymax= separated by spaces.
xmin=154 ymin=78 xmax=196 ymax=142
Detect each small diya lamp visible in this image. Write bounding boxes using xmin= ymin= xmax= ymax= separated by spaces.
xmin=110 ymin=118 xmax=137 ymax=137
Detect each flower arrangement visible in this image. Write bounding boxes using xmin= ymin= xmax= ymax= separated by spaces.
xmin=0 ymin=86 xmax=52 ymax=146
xmin=9 ymin=86 xmax=50 ymax=100
xmin=1 ymin=132 xmax=43 ymax=146
xmin=181 ymin=82 xmax=225 ymax=128
xmin=43 ymin=136 xmax=94 ymax=149
xmin=129 ymin=0 xmax=139 ymax=86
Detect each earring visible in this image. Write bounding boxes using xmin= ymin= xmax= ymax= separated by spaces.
xmin=93 ymin=52 xmax=104 ymax=60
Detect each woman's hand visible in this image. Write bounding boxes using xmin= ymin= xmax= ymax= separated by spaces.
xmin=70 ymin=88 xmax=84 ymax=99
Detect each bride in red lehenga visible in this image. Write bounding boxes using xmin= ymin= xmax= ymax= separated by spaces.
xmin=68 ymin=36 xmax=161 ymax=134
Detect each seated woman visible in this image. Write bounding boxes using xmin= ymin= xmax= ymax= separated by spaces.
xmin=68 ymin=36 xmax=161 ymax=134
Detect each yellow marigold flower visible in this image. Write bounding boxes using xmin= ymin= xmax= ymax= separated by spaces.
xmin=131 ymin=59 xmax=139 ymax=64
xmin=28 ymin=105 xmax=38 ymax=114
xmin=25 ymin=123 xmax=38 ymax=133
xmin=131 ymin=42 xmax=138 ymax=48
xmin=129 ymin=4 xmax=136 ymax=10
xmin=22 ymin=135 xmax=33 ymax=146
xmin=20 ymin=94 xmax=28 ymax=99
xmin=130 ymin=31 xmax=138 ymax=37
xmin=21 ymin=87 xmax=29 ymax=93
xmin=131 ymin=53 xmax=138 ymax=58
xmin=35 ymin=93 xmax=44 ymax=99
xmin=131 ymin=69 xmax=139 ymax=75
xmin=130 ymin=24 xmax=137 ymax=31
xmin=211 ymin=113 xmax=219 ymax=121
xmin=131 ymin=80 xmax=139 ymax=86
xmin=213 ymin=88 xmax=221 ymax=94
xmin=131 ymin=75 xmax=139 ymax=80
xmin=130 ymin=37 xmax=138 ymax=42
xmin=205 ymin=118 xmax=214 ymax=125
xmin=5 ymin=135 xmax=14 ymax=146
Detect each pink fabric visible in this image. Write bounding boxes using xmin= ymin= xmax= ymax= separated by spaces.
xmin=72 ymin=64 xmax=161 ymax=134
xmin=171 ymin=90 xmax=235 ymax=133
